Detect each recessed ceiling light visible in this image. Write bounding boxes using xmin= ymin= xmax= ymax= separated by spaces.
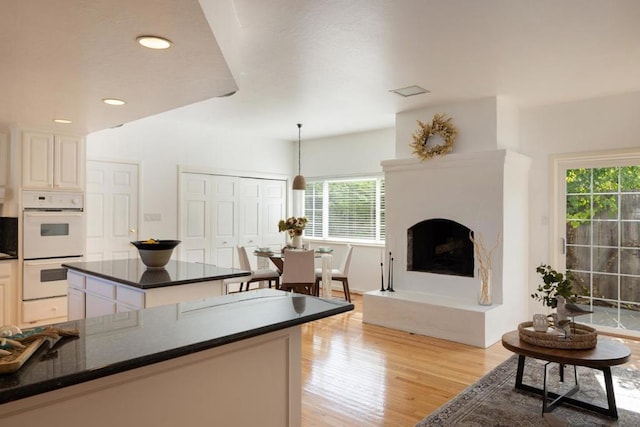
xmin=53 ymin=118 xmax=72 ymax=124
xmin=102 ymin=98 xmax=126 ymax=106
xmin=389 ymin=85 xmax=430 ymax=97
xmin=136 ymin=35 xmax=173 ymax=50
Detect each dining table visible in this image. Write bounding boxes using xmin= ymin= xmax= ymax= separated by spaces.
xmin=254 ymin=249 xmax=333 ymax=298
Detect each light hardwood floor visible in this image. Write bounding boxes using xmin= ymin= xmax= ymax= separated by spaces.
xmin=301 ymin=292 xmax=640 ymax=426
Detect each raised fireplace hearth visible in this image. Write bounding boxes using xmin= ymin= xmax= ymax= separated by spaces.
xmin=363 ymin=149 xmax=531 ymax=348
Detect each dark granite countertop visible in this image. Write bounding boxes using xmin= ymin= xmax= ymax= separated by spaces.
xmin=0 ymin=288 xmax=353 ymax=405
xmin=62 ymin=259 xmax=250 ymax=289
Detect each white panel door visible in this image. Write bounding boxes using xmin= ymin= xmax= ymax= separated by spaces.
xmin=179 ymin=174 xmax=286 ymax=270
xmin=239 ymin=178 xmax=261 ymax=269
xmin=86 ymin=161 xmax=139 ymax=261
xmin=212 ymin=176 xmax=239 ymax=268
xmin=179 ymin=173 xmax=212 ymax=264
xmin=262 ymin=180 xmax=287 ymax=250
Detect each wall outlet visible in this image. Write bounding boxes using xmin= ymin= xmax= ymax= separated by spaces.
xmin=144 ymin=213 xmax=161 ymax=221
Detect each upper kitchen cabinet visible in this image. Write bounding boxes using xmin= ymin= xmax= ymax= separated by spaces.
xmin=22 ymin=130 xmax=85 ymax=190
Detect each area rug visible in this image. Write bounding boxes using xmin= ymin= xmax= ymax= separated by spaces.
xmin=416 ymin=355 xmax=640 ymax=426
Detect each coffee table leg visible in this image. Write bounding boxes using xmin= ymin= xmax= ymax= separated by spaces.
xmin=514 ymin=358 xmax=619 ymax=419
xmin=515 ymin=355 xmax=526 ymax=388
xmin=603 ymin=367 xmax=618 ymax=419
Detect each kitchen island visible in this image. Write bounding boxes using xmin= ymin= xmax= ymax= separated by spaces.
xmin=0 ymin=288 xmax=354 ymax=426
xmin=63 ymin=259 xmax=251 ymax=319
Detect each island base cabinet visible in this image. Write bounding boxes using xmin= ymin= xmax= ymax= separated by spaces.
xmin=67 ymin=270 xmax=226 ymax=319
xmin=0 ymin=327 xmax=302 ymax=427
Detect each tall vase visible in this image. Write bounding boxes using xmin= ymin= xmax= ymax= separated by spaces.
xmin=478 ymin=268 xmax=492 ymax=306
xmin=291 ymin=234 xmax=302 ymax=249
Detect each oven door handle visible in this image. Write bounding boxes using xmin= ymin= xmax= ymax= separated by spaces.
xmin=24 ymin=212 xmax=84 ymax=217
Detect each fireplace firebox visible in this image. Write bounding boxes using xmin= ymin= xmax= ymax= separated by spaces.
xmin=407 ymin=218 xmax=474 ymax=277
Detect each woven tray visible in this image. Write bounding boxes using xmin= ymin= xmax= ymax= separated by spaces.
xmin=0 ymin=338 xmax=45 ymax=374
xmin=518 ymin=321 xmax=597 ymax=350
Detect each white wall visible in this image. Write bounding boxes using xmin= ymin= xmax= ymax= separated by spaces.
xmin=301 ymin=127 xmax=394 ymax=295
xmin=395 ymin=97 xmax=500 ymax=157
xmin=302 ymin=127 xmax=394 ymax=177
xmin=87 ymin=111 xmax=294 ymax=240
xmin=520 ymin=91 xmax=640 ymax=315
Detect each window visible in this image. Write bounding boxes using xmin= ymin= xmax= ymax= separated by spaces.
xmin=304 ymin=176 xmax=385 ymax=243
xmin=553 ymin=151 xmax=640 ymax=334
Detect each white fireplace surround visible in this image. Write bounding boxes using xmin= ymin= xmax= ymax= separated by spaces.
xmin=363 ymin=149 xmax=531 ymax=347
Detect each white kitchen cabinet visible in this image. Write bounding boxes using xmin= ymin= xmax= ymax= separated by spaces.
xmin=21 ymin=296 xmax=67 ymax=325
xmin=22 ymin=130 xmax=84 ymax=190
xmin=67 ymin=286 xmax=85 ymax=321
xmin=85 ymin=293 xmax=117 ymax=318
xmin=0 ymin=327 xmax=302 ymax=427
xmin=67 ymin=270 xmax=224 ymax=319
xmin=0 ymin=261 xmax=17 ymax=325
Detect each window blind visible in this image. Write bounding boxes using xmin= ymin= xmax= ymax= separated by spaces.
xmin=304 ymin=177 xmax=385 ymax=242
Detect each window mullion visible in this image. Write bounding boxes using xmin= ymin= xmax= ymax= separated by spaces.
xmin=322 ymin=181 xmax=329 ymax=239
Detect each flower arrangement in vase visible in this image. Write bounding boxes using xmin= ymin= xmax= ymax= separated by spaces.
xmin=278 ymin=216 xmax=308 ymax=248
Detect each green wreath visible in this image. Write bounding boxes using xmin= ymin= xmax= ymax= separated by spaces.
xmin=410 ymin=113 xmax=458 ymax=160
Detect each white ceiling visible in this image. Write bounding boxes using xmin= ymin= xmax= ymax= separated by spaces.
xmin=0 ymin=0 xmax=237 ymax=134
xmin=2 ymin=0 xmax=640 ymax=141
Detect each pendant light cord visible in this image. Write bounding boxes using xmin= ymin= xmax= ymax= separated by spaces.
xmin=297 ymin=123 xmax=302 ymax=174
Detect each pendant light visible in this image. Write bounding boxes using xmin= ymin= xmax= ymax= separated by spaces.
xmin=292 ymin=123 xmax=306 ymax=190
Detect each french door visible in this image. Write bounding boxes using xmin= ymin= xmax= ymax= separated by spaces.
xmin=554 ymin=151 xmax=640 ymax=333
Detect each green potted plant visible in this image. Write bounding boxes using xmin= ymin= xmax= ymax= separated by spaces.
xmin=531 ymin=263 xmax=575 ymax=309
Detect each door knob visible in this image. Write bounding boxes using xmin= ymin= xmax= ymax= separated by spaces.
xmin=129 ymin=229 xmax=136 ymax=234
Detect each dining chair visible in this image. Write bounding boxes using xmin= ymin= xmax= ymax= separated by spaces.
xmin=315 ymin=244 xmax=353 ymax=302
xmin=230 ymin=245 xmax=280 ymax=292
xmin=281 ymin=249 xmax=316 ymax=295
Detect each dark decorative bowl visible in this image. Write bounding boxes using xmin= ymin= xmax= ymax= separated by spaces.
xmin=131 ymin=240 xmax=181 ymax=269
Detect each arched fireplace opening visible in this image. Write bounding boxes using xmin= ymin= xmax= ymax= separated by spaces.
xmin=407 ymin=218 xmax=474 ymax=277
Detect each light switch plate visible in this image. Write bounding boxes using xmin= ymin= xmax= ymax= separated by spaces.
xmin=144 ymin=213 xmax=161 ymax=221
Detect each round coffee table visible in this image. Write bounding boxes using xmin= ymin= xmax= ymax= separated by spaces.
xmin=501 ymin=330 xmax=631 ymax=418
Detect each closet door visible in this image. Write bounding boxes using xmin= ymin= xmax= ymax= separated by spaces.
xmin=262 ymin=180 xmax=287 ymax=250
xmin=179 ymin=173 xmax=212 ymax=264
xmin=180 ymin=173 xmax=286 ymax=269
xmin=211 ymin=176 xmax=239 ymax=268
xmin=238 ymin=178 xmax=261 ymax=269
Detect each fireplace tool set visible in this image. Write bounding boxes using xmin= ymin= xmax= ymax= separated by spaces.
xmin=380 ymin=251 xmax=394 ymax=292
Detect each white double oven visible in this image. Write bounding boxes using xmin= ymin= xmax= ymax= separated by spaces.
xmin=22 ymin=191 xmax=84 ymax=301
